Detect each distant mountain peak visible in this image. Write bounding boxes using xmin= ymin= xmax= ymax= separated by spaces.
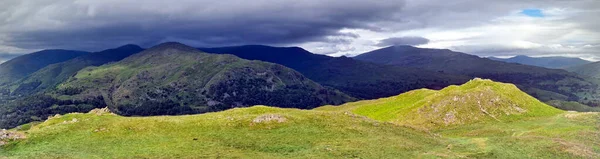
xmin=115 ymin=44 xmax=143 ymax=50
xmin=233 ymin=45 xmax=311 ymax=52
xmin=146 ymin=42 xmax=199 ymax=53
xmin=152 ymin=42 xmax=193 ymax=49
xmin=392 ymin=45 xmax=418 ymax=48
xmin=488 ymin=55 xmax=591 ymax=69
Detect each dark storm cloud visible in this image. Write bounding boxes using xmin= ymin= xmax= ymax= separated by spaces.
xmin=375 ymin=36 xmax=430 ymax=47
xmin=0 ymin=0 xmax=405 ymax=51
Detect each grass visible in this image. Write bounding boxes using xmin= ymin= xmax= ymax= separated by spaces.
xmin=0 ymin=107 xmax=450 ymax=158
xmin=318 ymin=78 xmax=563 ymax=129
xmin=1 ymin=79 xmax=598 ymax=158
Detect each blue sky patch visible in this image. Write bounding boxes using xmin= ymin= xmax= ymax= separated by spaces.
xmin=521 ymin=9 xmax=544 ymax=17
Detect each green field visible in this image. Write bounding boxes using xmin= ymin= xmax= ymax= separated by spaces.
xmin=1 ymin=79 xmax=599 ymax=158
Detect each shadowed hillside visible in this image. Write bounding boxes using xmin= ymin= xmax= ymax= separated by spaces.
xmin=6 ymin=44 xmax=144 ymax=96
xmin=199 ymin=45 xmax=470 ymax=99
xmin=568 ymin=61 xmax=600 ymax=79
xmin=0 ymin=42 xmax=353 ymax=128
xmin=0 ymin=50 xmax=88 ymax=87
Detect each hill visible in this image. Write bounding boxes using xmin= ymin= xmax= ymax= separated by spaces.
xmin=317 ymin=78 xmax=563 ymax=128
xmin=488 ymin=55 xmax=591 ymax=69
xmin=0 ymin=50 xmax=88 ymax=87
xmin=354 ymin=45 xmax=600 ymax=108
xmin=2 ymin=80 xmax=598 ymax=158
xmin=199 ymin=45 xmax=469 ymax=99
xmin=568 ymin=61 xmax=600 ymax=79
xmin=6 ymin=44 xmax=144 ymax=96
xmin=0 ymin=42 xmax=353 ymax=128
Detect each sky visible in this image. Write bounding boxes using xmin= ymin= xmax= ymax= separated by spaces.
xmin=1 ymin=0 xmax=599 ymax=63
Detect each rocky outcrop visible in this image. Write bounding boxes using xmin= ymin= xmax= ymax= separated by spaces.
xmin=0 ymin=129 xmax=25 ymax=146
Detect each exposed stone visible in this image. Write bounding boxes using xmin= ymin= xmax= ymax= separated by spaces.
xmin=88 ymin=107 xmax=113 ymax=116
xmin=252 ymin=114 xmax=287 ymax=123
xmin=93 ymin=128 xmax=108 ymax=133
xmin=62 ymin=118 xmax=79 ymax=124
xmin=0 ymin=129 xmax=26 ymax=146
xmin=443 ymin=111 xmax=456 ymax=125
xmin=47 ymin=114 xmax=62 ymax=120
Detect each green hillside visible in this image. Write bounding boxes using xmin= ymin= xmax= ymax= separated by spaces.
xmin=57 ymin=42 xmax=353 ymax=114
xmin=1 ymin=79 xmax=598 ymax=158
xmin=0 ymin=107 xmax=446 ymax=158
xmin=568 ymin=61 xmax=600 ymax=79
xmin=317 ymin=78 xmax=563 ymax=129
xmin=0 ymin=42 xmax=353 ymax=129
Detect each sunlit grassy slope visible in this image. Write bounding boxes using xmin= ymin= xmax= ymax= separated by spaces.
xmin=1 ymin=79 xmax=599 ymax=158
xmin=1 ymin=107 xmax=448 ymax=158
xmin=317 ymin=78 xmax=564 ymax=129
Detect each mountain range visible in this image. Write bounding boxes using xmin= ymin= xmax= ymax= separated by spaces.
xmin=199 ymin=45 xmax=469 ymax=99
xmin=0 ymin=43 xmax=352 ymax=128
xmin=1 ymin=43 xmax=600 ymax=129
xmin=354 ymin=45 xmax=600 ymax=107
xmin=488 ymin=55 xmax=591 ymax=69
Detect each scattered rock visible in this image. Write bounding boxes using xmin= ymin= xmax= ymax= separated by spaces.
xmin=93 ymin=128 xmax=107 ymax=133
xmin=0 ymin=129 xmax=26 ymax=146
xmin=252 ymin=114 xmax=287 ymax=123
xmin=47 ymin=114 xmax=62 ymax=120
xmin=62 ymin=118 xmax=79 ymax=124
xmin=443 ymin=111 xmax=456 ymax=125
xmin=88 ymin=107 xmax=113 ymax=116
xmin=226 ymin=116 xmax=235 ymax=121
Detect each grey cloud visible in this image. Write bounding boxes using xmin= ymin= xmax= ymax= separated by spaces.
xmin=376 ymin=36 xmax=430 ymax=47
xmin=0 ymin=0 xmax=405 ymax=51
xmin=451 ymin=44 xmax=600 ymax=62
xmin=381 ymin=0 xmax=600 ymax=58
xmin=1 ymin=0 xmax=599 ymax=59
xmin=0 ymin=53 xmax=22 ymax=64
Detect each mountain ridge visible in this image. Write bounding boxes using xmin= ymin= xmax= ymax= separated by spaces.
xmin=354 ymin=45 xmax=600 ymax=107
xmin=5 ymin=44 xmax=144 ymax=96
xmin=0 ymin=42 xmax=353 ymax=128
xmin=488 ymin=55 xmax=591 ymax=69
xmin=199 ymin=45 xmax=470 ymax=99
xmin=0 ymin=49 xmax=89 ymax=87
